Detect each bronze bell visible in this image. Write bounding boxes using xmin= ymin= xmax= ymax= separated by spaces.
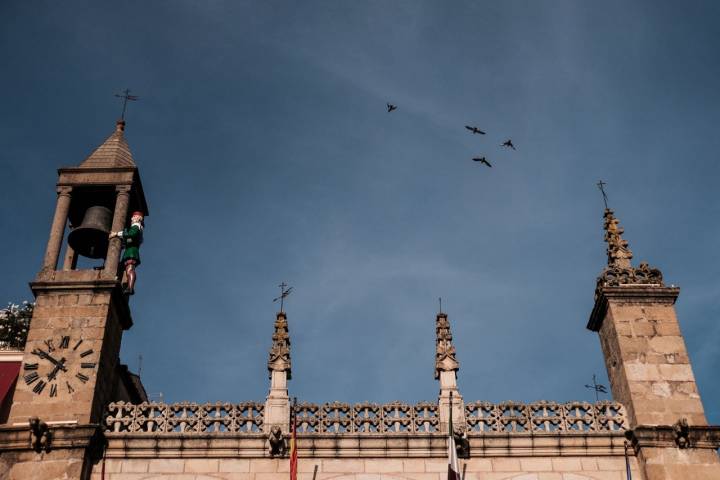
xmin=67 ymin=205 xmax=113 ymax=259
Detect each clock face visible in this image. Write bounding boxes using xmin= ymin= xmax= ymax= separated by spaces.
xmin=22 ymin=336 xmax=97 ymax=397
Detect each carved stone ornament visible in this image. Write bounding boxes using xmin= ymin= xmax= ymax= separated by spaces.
xmin=29 ymin=417 xmax=52 ymax=453
xmin=268 ymin=313 xmax=291 ymax=379
xmin=595 ymin=209 xmax=663 ymax=298
xmin=673 ymin=417 xmax=690 ymax=449
xmin=453 ymin=427 xmax=470 ymax=459
xmin=603 ymin=209 xmax=633 ymax=268
xmin=435 ymin=313 xmax=459 ymax=379
xmin=267 ymin=425 xmax=287 ymax=457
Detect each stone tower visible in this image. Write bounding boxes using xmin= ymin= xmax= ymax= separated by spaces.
xmin=1 ymin=120 xmax=148 ymax=479
xmin=588 ymin=208 xmax=720 ymax=479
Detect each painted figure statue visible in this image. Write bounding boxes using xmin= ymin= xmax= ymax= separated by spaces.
xmin=109 ymin=211 xmax=144 ymax=295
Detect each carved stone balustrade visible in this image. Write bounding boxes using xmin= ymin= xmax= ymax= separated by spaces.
xmin=105 ymin=402 xmax=264 ymax=434
xmin=105 ymin=400 xmax=626 ymax=435
xmin=465 ymin=400 xmax=626 ymax=433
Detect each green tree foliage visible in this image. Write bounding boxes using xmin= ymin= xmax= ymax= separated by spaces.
xmin=0 ymin=301 xmax=33 ymax=350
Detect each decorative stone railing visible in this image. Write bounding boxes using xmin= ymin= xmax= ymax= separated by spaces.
xmin=105 ymin=402 xmax=264 ymax=433
xmin=105 ymin=400 xmax=626 ymax=435
xmin=293 ymin=401 xmax=439 ymax=433
xmin=466 ymin=401 xmax=626 ymax=433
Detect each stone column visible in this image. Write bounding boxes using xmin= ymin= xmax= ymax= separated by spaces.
xmin=104 ymin=186 xmax=131 ymax=277
xmin=41 ymin=186 xmax=72 ymax=272
xmin=62 ymin=244 xmax=77 ymax=271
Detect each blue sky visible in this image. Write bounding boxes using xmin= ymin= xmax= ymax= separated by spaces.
xmin=1 ymin=1 xmax=719 ymax=422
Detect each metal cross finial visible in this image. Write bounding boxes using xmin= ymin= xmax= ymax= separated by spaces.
xmin=114 ymin=88 xmax=139 ymax=121
xmin=584 ymin=373 xmax=608 ymax=402
xmin=597 ymin=180 xmax=609 ymax=209
xmin=439 ymin=297 xmax=443 ymax=314
xmin=273 ymin=282 xmax=293 ymax=313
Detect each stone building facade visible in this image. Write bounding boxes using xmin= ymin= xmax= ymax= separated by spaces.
xmin=0 ymin=121 xmax=718 ymax=479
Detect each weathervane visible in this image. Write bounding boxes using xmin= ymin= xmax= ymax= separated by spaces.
xmin=596 ymin=180 xmax=609 ymax=209
xmin=114 ymin=88 xmax=139 ymax=121
xmin=584 ymin=374 xmax=608 ymax=402
xmin=273 ymin=282 xmax=293 ymax=313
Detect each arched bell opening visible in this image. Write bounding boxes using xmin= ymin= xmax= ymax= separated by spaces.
xmin=62 ymin=187 xmax=118 ymax=271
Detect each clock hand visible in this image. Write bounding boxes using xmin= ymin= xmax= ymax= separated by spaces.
xmin=47 ymin=357 xmax=67 ymax=381
xmin=31 ymin=348 xmax=68 ymax=372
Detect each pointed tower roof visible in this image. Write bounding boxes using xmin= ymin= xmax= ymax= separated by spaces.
xmin=78 ymin=120 xmax=135 ymax=168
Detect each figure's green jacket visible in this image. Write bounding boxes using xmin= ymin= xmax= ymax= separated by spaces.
xmin=119 ymin=224 xmax=143 ymax=265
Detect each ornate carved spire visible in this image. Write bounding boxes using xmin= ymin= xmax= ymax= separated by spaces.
xmin=268 ymin=312 xmax=291 ymax=379
xmin=603 ymin=208 xmax=633 ymax=269
xmin=596 ymin=208 xmax=663 ymax=296
xmin=435 ymin=313 xmax=459 ymax=379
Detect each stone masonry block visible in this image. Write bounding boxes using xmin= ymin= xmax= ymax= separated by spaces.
xmin=520 ymin=458 xmax=553 ymax=471
xmin=183 ymin=458 xmax=219 ymax=473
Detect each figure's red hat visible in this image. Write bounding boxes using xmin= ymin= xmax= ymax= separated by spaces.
xmin=131 ymin=211 xmax=144 ymax=217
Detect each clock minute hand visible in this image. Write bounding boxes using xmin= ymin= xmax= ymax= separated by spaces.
xmin=47 ymin=358 xmax=67 ymax=381
xmin=31 ymin=348 xmax=68 ymax=372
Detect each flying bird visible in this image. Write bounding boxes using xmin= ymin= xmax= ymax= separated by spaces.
xmin=386 ymin=103 xmax=397 ymax=113
xmin=473 ymin=157 xmax=492 ymax=167
xmin=501 ymin=139 xmax=516 ymax=150
xmin=465 ymin=126 xmax=486 ymax=135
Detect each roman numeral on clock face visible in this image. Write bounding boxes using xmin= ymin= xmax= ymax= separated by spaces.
xmin=73 ymin=339 xmax=83 ymax=351
xmin=66 ymin=382 xmax=75 ymax=394
xmin=24 ymin=372 xmax=39 ymax=385
xmin=44 ymin=339 xmax=55 ymax=352
xmin=76 ymin=373 xmax=89 ymax=383
xmin=80 ymin=349 xmax=94 ymax=358
xmin=24 ymin=363 xmax=38 ymax=370
xmin=50 ymin=383 xmax=58 ymax=397
xmin=33 ymin=380 xmax=47 ymax=394
xmin=59 ymin=336 xmax=70 ymax=349
xmin=81 ymin=363 xmax=96 ymax=369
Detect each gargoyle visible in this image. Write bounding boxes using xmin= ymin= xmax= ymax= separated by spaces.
xmin=29 ymin=417 xmax=52 ymax=453
xmin=267 ymin=425 xmax=287 ymax=457
xmin=453 ymin=427 xmax=470 ymax=459
xmin=673 ymin=417 xmax=690 ymax=449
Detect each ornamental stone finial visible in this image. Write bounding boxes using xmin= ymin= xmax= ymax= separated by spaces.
xmin=435 ymin=313 xmax=459 ymax=380
xmin=596 ymin=208 xmax=663 ymax=298
xmin=268 ymin=312 xmax=291 ymax=380
xmin=603 ymin=208 xmax=633 ymax=269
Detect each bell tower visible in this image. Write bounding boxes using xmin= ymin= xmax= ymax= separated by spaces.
xmin=1 ymin=119 xmax=148 ymax=479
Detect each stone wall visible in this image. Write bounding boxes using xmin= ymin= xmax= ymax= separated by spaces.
xmin=92 ymin=456 xmax=641 ymax=479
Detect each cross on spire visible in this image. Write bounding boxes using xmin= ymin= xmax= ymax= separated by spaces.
xmin=114 ymin=88 xmax=139 ymax=121
xmin=597 ymin=180 xmax=609 ymax=209
xmin=273 ymin=282 xmax=293 ymax=313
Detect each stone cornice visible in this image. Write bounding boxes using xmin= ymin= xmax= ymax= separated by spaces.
xmin=625 ymin=425 xmax=720 ymax=451
xmin=29 ymin=274 xmax=133 ymax=330
xmin=587 ymin=285 xmax=680 ymax=332
xmin=0 ymin=424 xmax=101 ymax=452
xmin=103 ymin=431 xmax=629 ymax=459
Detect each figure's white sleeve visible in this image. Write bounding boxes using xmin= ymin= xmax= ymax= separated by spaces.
xmin=116 ymin=231 xmax=124 ymax=238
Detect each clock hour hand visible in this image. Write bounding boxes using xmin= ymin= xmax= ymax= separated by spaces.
xmin=31 ymin=348 xmax=68 ymax=372
xmin=47 ymin=357 xmax=67 ymax=381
